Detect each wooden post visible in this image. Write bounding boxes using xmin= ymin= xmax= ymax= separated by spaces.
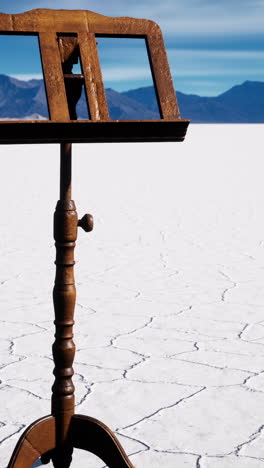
xmin=51 ymin=142 xmax=77 ymax=467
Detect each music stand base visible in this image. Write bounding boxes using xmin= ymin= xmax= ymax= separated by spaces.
xmin=7 ymin=414 xmax=134 ymax=468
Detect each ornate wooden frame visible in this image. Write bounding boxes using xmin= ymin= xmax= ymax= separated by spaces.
xmin=0 ymin=8 xmax=189 ymax=143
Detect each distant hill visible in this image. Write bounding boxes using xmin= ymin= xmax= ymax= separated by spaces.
xmin=0 ymin=75 xmax=48 ymax=119
xmin=104 ymin=88 xmax=158 ymax=119
xmin=0 ymin=74 xmax=264 ymax=123
xmin=176 ymin=81 xmax=264 ymax=123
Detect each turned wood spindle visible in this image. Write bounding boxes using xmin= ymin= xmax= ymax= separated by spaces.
xmin=52 ymin=142 xmax=77 ymax=467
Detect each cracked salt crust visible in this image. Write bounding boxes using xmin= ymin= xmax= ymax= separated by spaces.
xmin=201 ymin=455 xmax=264 ymax=467
xmin=1 ymin=125 xmax=264 ymax=467
xmin=77 ymin=380 xmax=200 ymax=431
xmin=237 ymin=426 xmax=264 ymax=459
xmin=122 ymin=386 xmax=264 ymax=456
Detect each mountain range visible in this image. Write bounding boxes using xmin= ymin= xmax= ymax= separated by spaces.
xmin=0 ymin=74 xmax=263 ymax=123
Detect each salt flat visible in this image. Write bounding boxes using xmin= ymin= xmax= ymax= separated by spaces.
xmin=0 ymin=124 xmax=264 ymax=467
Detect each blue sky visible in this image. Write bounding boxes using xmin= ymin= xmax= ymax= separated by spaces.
xmin=0 ymin=0 xmax=263 ymax=96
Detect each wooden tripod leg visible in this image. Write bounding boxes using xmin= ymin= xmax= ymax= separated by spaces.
xmin=7 ymin=416 xmax=56 ymax=468
xmin=70 ymin=414 xmax=135 ymax=468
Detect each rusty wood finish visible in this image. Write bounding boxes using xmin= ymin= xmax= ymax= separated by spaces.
xmin=0 ymin=9 xmax=88 ymax=33
xmin=0 ymin=8 xmax=189 ymax=144
xmin=58 ymin=36 xmax=79 ymax=71
xmin=7 ymin=416 xmax=56 ymax=468
xmin=0 ymin=9 xmax=156 ymax=35
xmin=71 ymin=415 xmax=135 ymax=468
xmin=86 ymin=12 xmax=157 ymax=36
xmin=38 ymin=32 xmax=70 ymax=121
xmin=78 ymin=32 xmax=109 ymax=121
xmin=146 ymin=29 xmax=180 ymax=119
xmin=58 ymin=36 xmax=84 ymax=120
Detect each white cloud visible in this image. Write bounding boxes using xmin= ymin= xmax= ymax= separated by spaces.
xmin=102 ymin=66 xmax=151 ymax=81
xmin=168 ymin=49 xmax=264 ymax=60
xmin=171 ymin=68 xmax=264 ymax=77
xmin=162 ymin=16 xmax=264 ymax=35
xmin=9 ymin=73 xmax=43 ymax=81
xmin=83 ymin=0 xmax=264 ymax=35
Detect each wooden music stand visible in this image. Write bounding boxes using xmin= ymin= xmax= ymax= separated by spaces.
xmin=0 ymin=9 xmax=189 ymax=468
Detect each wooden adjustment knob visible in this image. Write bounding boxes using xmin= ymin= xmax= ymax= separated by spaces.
xmin=78 ymin=214 xmax=94 ymax=232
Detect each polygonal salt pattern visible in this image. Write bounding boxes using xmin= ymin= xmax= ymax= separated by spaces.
xmin=1 ymin=125 xmax=264 ymax=467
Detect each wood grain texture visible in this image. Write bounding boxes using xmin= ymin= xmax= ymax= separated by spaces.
xmin=0 ymin=9 xmax=156 ymax=34
xmin=50 ymin=144 xmax=76 ymax=468
xmin=58 ymin=36 xmax=84 ymax=120
xmin=0 ymin=8 xmax=188 ymax=134
xmin=52 ymin=196 xmax=78 ymax=467
xmin=79 ymin=32 xmax=109 ymax=121
xmin=71 ymin=415 xmax=135 ymax=468
xmin=58 ymin=36 xmax=79 ymax=70
xmin=6 ymin=9 xmax=88 ymax=33
xmin=7 ymin=416 xmax=56 ymax=468
xmin=38 ymin=32 xmax=70 ymax=121
xmin=146 ymin=27 xmax=180 ymax=119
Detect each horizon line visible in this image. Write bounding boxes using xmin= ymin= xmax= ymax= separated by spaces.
xmin=1 ymin=73 xmax=263 ymax=98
